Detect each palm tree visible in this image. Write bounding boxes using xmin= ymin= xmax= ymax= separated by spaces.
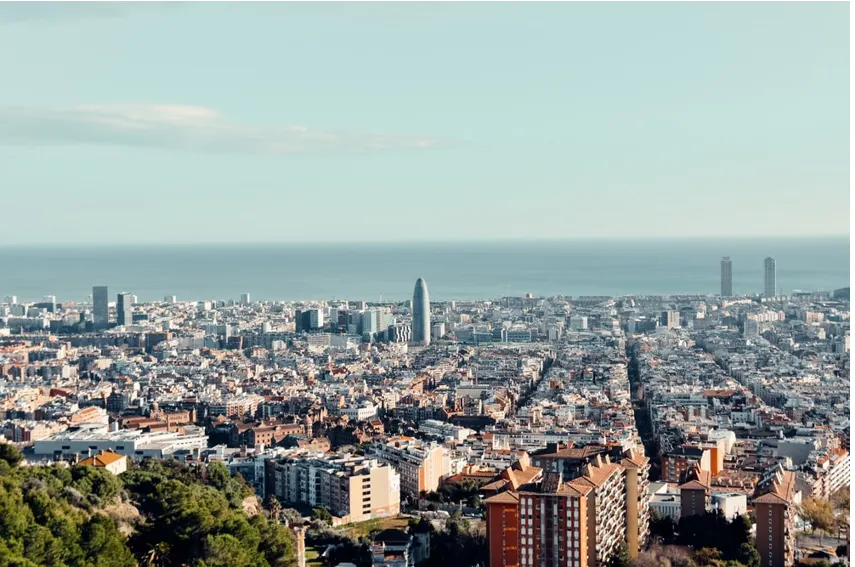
xmin=144 ymin=542 xmax=172 ymax=567
xmin=266 ymin=496 xmax=282 ymax=524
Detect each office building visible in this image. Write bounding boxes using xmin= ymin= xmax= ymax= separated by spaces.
xmin=412 ymin=278 xmax=431 ymax=346
xmin=309 ymin=308 xmax=324 ymax=329
xmin=295 ymin=308 xmax=324 ymax=333
xmin=270 ymin=452 xmax=400 ymax=524
xmin=661 ymin=311 xmax=680 ymax=330
xmin=93 ymin=285 xmax=109 ymax=328
xmin=117 ymin=292 xmax=133 ymax=326
xmin=764 ymin=257 xmax=776 ymax=298
xmin=721 ymin=257 xmax=732 ymax=297
xmin=240 ymin=292 xmax=251 ymax=305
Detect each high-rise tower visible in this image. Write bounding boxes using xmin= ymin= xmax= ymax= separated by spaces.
xmin=412 ymin=278 xmax=431 ymax=346
xmin=93 ymin=285 xmax=109 ymax=328
xmin=721 ymin=257 xmax=732 ymax=297
xmin=764 ymin=257 xmax=776 ymax=298
xmin=117 ymin=292 xmax=133 ymax=326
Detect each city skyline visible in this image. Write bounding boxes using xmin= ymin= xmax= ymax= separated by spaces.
xmin=1 ymin=237 xmax=846 ymax=304
xmin=0 ymin=2 xmax=849 ymax=245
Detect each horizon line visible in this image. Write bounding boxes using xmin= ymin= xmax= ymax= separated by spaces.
xmin=0 ymin=233 xmax=849 ymax=249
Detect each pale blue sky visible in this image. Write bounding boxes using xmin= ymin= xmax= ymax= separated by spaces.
xmin=0 ymin=1 xmax=849 ymax=245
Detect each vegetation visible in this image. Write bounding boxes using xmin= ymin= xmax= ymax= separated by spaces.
xmin=311 ymin=507 xmax=333 ymax=525
xmin=0 ymin=445 xmax=296 ymax=567
xmin=800 ymin=498 xmax=837 ymax=543
xmin=609 ymin=541 xmax=632 ymax=567
xmin=642 ymin=511 xmax=759 ymax=567
xmin=422 ymin=479 xmax=485 ymax=508
xmin=339 ymin=516 xmax=410 ymax=539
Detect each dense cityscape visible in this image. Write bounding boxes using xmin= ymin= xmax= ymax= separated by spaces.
xmin=0 ymin=254 xmax=849 ymax=567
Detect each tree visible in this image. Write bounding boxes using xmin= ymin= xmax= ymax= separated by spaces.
xmin=735 ymin=543 xmax=760 ymax=567
xmin=800 ymin=498 xmax=836 ymax=543
xmin=696 ymin=548 xmax=723 ymax=566
xmin=831 ymin=488 xmax=849 ymax=512
xmin=265 ymin=495 xmax=282 ymax=524
xmin=608 ymin=541 xmax=631 ymax=567
xmin=312 ymin=506 xmax=333 ymax=525
xmin=0 ymin=444 xmax=23 ymax=467
xmin=650 ymin=511 xmax=678 ymax=546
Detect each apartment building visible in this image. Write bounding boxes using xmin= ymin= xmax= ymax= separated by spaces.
xmin=486 ymin=453 xmax=649 ymax=567
xmin=270 ymin=452 xmax=400 ymax=524
xmin=660 ymin=445 xmax=711 ymax=483
xmin=367 ymin=437 xmax=449 ymax=498
xmin=530 ymin=444 xmax=650 ymax=559
xmin=206 ymin=394 xmax=264 ymax=419
xmin=753 ymin=466 xmax=801 ymax=567
xmin=678 ymin=466 xmax=711 ymax=519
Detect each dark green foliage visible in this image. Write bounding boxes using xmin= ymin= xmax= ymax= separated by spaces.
xmin=735 ymin=543 xmax=760 ymax=567
xmin=0 ymin=444 xmax=24 ymax=466
xmin=424 ymin=479 xmax=484 ymax=505
xmin=608 ymin=541 xmax=631 ymax=567
xmin=311 ymin=506 xmax=333 ymax=525
xmin=0 ymin=457 xmax=296 ymax=567
xmin=678 ymin=511 xmax=757 ymax=564
xmin=650 ymin=510 xmax=678 ymax=545
xmin=420 ymin=510 xmax=486 ymax=567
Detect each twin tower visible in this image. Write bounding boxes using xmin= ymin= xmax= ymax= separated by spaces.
xmin=412 ymin=277 xmax=431 ymax=346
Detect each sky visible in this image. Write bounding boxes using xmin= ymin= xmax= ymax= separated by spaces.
xmin=0 ymin=1 xmax=849 ymax=245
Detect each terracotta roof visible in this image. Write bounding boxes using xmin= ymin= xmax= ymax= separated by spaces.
xmin=753 ymin=469 xmax=796 ymax=505
xmin=583 ymin=462 xmax=622 ymax=488
xmin=679 ymin=480 xmax=709 ymax=491
xmin=485 ymin=491 xmax=520 ymax=505
xmin=80 ymin=452 xmax=126 ymax=467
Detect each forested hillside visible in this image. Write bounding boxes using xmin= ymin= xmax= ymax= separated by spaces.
xmin=0 ymin=445 xmax=296 ymax=567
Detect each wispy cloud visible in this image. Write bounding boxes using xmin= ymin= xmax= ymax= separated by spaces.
xmin=0 ymin=104 xmax=448 ymax=155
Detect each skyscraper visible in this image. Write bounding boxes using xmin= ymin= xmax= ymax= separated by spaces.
xmin=720 ymin=257 xmax=732 ymax=297
xmin=412 ymin=277 xmax=430 ymax=346
xmin=93 ymin=286 xmax=109 ymax=328
xmin=117 ymin=292 xmax=133 ymax=326
xmin=764 ymin=257 xmax=776 ymax=298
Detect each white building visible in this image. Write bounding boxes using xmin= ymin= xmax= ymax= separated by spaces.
xmin=32 ymin=423 xmax=208 ymax=462
xmin=418 ymin=419 xmax=473 ymax=442
xmin=340 ymin=402 xmax=378 ymax=421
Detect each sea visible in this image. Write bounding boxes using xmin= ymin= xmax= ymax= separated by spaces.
xmin=0 ymin=237 xmax=849 ymax=304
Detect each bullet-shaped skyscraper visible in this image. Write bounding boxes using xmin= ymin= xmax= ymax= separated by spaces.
xmin=721 ymin=257 xmax=732 ymax=297
xmin=412 ymin=278 xmax=431 ymax=346
xmin=764 ymin=257 xmax=776 ymax=298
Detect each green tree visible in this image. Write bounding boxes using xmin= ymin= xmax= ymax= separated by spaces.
xmin=608 ymin=542 xmax=631 ymax=567
xmin=311 ymin=506 xmax=333 ymax=525
xmin=201 ymin=533 xmax=254 ymax=567
xmin=80 ymin=515 xmax=137 ymax=567
xmin=696 ymin=548 xmax=723 ymax=566
xmin=735 ymin=544 xmax=760 ymax=567
xmin=0 ymin=444 xmax=23 ymax=467
xmin=254 ymin=515 xmax=297 ymax=567
xmin=650 ymin=510 xmax=678 ymax=545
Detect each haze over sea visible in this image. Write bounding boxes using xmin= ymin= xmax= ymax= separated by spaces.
xmin=0 ymin=237 xmax=848 ymax=304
